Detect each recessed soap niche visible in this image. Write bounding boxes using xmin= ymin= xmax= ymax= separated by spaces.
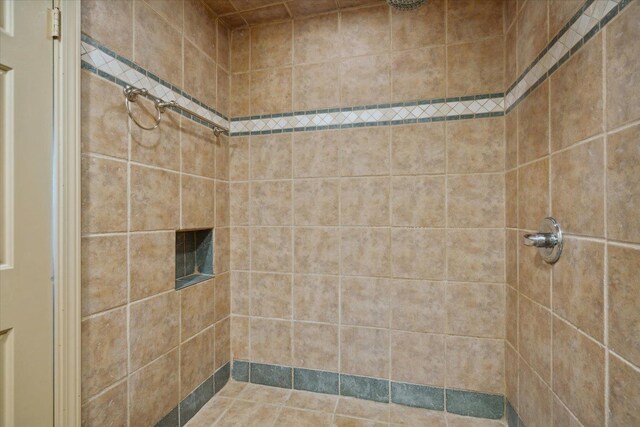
xmin=175 ymin=228 xmax=214 ymax=290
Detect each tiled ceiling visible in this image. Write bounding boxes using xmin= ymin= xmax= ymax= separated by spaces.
xmin=205 ymin=0 xmax=386 ymax=28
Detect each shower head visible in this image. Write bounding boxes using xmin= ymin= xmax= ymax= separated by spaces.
xmin=386 ymin=0 xmax=427 ymax=10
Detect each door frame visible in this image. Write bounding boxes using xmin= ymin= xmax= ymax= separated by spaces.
xmin=53 ymin=0 xmax=81 ymax=425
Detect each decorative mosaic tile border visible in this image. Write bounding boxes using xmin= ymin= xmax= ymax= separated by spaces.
xmin=80 ymin=34 xmax=229 ymax=133
xmin=229 ymin=95 xmax=505 ymax=136
xmin=155 ymin=362 xmax=230 ymax=427
xmin=504 ymin=0 xmax=629 ymax=112
xmin=231 ymin=360 xmax=505 ymax=420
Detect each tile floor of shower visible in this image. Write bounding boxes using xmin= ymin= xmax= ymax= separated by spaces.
xmin=186 ymin=381 xmax=505 ymax=427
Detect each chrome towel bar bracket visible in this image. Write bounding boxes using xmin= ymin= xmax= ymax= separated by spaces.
xmin=123 ymin=85 xmax=228 ymax=137
xmin=523 ymin=217 xmax=563 ymax=264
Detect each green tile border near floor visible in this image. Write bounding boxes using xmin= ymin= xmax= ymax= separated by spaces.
xmin=155 ymin=361 xmax=231 ymax=427
xmin=231 ymin=360 xmax=504 ymax=420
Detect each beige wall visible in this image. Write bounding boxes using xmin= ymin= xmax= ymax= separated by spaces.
xmin=505 ymin=0 xmax=640 ymax=426
xmin=80 ymin=1 xmax=230 ymax=425
xmin=228 ymin=0 xmax=507 ymax=398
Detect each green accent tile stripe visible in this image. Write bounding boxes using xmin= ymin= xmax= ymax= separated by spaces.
xmin=231 ymin=360 xmax=506 ymax=421
xmin=446 ymin=389 xmax=504 ymax=420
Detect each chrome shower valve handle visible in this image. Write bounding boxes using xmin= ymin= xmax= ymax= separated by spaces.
xmin=522 ymin=217 xmax=563 ymax=264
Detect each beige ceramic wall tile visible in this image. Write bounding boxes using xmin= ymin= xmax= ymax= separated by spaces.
xmin=340 ymin=177 xmax=389 ymax=226
xmin=504 ymin=0 xmax=517 ymax=31
xmin=607 ymin=124 xmax=640 ymax=244
xmin=81 ymin=156 xmax=127 ymax=234
xmin=517 ymin=158 xmax=549 ymax=231
xmin=553 ymin=237 xmax=604 ymax=342
xmin=217 ymin=66 xmax=231 ymax=119
xmin=518 ymin=296 xmax=551 ymax=383
xmin=250 ymin=227 xmax=292 ymax=272
xmin=391 ymin=0 xmax=445 ymax=50
xmin=216 ymin=181 xmax=230 ymax=227
xmin=294 ymin=227 xmax=340 ymax=274
xmin=231 ymin=227 xmax=250 ymax=270
xmin=128 ymin=350 xmax=179 ymax=426
xmin=294 ymin=179 xmax=339 ymax=226
xmin=129 ymin=231 xmax=175 ymax=302
xmin=231 ymin=28 xmax=251 ymax=73
xmin=447 ymin=174 xmax=504 ymax=228
xmin=341 ymin=277 xmax=389 ymax=328
xmin=216 ymin=134 xmax=230 ymax=181
xmin=518 ymin=81 xmax=549 ymax=165
xmin=447 ymin=229 xmax=504 ymax=283
xmin=505 ymin=24 xmax=517 ymax=86
xmin=341 ymin=227 xmax=390 ymax=277
xmin=552 ymin=318 xmax=605 ymax=427
xmin=231 ymin=315 xmax=250 ymax=360
xmin=340 ymin=326 xmax=389 ymax=378
xmin=130 ymin=164 xmax=180 ymax=231
xmin=606 ymin=0 xmax=640 ymax=129
xmin=184 ymin=40 xmax=217 ymax=108
xmin=391 ymin=331 xmax=445 ymax=386
xmin=230 ymin=182 xmax=249 ymax=226
xmin=550 ymin=34 xmax=603 ymax=152
xmin=446 ymin=282 xmax=504 ymax=338
xmin=181 ymin=119 xmax=217 ymax=179
xmin=293 ymin=275 xmax=339 ymax=323
xmin=184 ymin=0 xmax=217 ymax=59
xmin=446 ymin=0 xmax=503 ymax=43
xmin=506 ymin=285 xmax=518 ymax=347
xmin=519 ymin=230 xmax=551 ymax=307
xmin=81 ymin=72 xmax=128 ymax=159
xmin=339 ymin=127 xmax=390 ymax=177
xmin=231 ymin=272 xmax=250 ymax=315
xmin=81 ymin=235 xmax=127 ymax=317
xmin=231 ymin=73 xmax=251 ymax=117
xmin=335 ymin=396 xmax=389 ymax=421
xmin=230 ymin=137 xmax=250 ymax=181
xmin=549 ymin=0 xmax=582 ymax=39
xmin=607 ymin=244 xmax=640 ymax=367
xmin=505 ymin=170 xmax=517 ymax=228
xmin=81 ymin=0 xmax=133 ymax=57
xmin=81 ymin=307 xmax=128 ymax=401
xmin=447 ymin=37 xmax=504 ymax=97
xmin=218 ymin=22 xmax=231 ymax=71
xmin=145 ymin=0 xmax=184 ymax=32
xmin=251 ymin=67 xmax=292 ymax=115
xmin=446 ymin=117 xmax=504 ymax=173
xmin=293 ymin=13 xmax=339 ymax=65
xmin=215 ymin=228 xmax=231 ymax=275
xmin=129 ymin=292 xmax=180 ymax=371
xmin=293 ymin=62 xmax=340 ymax=110
xmin=505 ymin=110 xmax=518 ymax=170
xmin=340 ymin=5 xmax=390 ymax=57
xmin=180 ymin=327 xmax=214 ymax=399
xmin=505 ymin=343 xmax=518 ymax=409
xmin=251 ymin=134 xmax=292 ymax=179
xmin=391 ymin=46 xmax=446 ymax=102
xmin=181 ymin=175 xmax=215 ymax=229
xmin=81 ymin=380 xmax=127 ymax=427
xmin=293 ymin=131 xmax=340 ymax=178
xmin=130 ymin=100 xmax=181 ymax=171
xmin=340 ymin=54 xmax=391 ymax=106
xmin=250 ymin=318 xmax=292 ymax=365
xmin=391 ymin=176 xmax=445 ymax=227
xmin=250 ymin=272 xmax=292 ymax=319
xmin=391 ymin=228 xmax=446 ymax=280
xmin=518 ymin=358 xmax=552 ymax=427
xmin=134 ymin=1 xmax=182 ymax=85
xmin=214 ymin=273 xmax=231 ymax=323
xmin=251 ymin=21 xmax=292 ymax=70
xmin=273 ymin=408 xmax=333 ymax=427
xmin=391 ymin=123 xmax=445 ymax=175
xmin=516 ymin=0 xmax=548 ymax=74
xmin=608 ymin=353 xmax=640 ymax=427
xmin=390 ymin=280 xmax=445 ymax=333
xmin=551 ymin=138 xmax=605 ymax=237
xmin=446 ymin=336 xmax=504 ymax=394
xmin=181 ymin=279 xmax=215 ymax=341
xmin=250 ymin=180 xmax=292 ymax=226
xmin=505 ymin=229 xmax=517 ymax=288
xmin=215 ymin=317 xmax=231 ymax=369
xmin=293 ymin=322 xmax=339 ymax=371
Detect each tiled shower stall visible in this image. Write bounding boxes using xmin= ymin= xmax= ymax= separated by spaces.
xmin=79 ymin=0 xmax=640 ymax=426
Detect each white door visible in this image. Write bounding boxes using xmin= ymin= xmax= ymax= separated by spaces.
xmin=0 ymin=0 xmax=55 ymax=426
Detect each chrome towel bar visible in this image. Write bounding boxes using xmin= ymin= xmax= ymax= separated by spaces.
xmin=123 ymin=85 xmax=228 ymax=137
